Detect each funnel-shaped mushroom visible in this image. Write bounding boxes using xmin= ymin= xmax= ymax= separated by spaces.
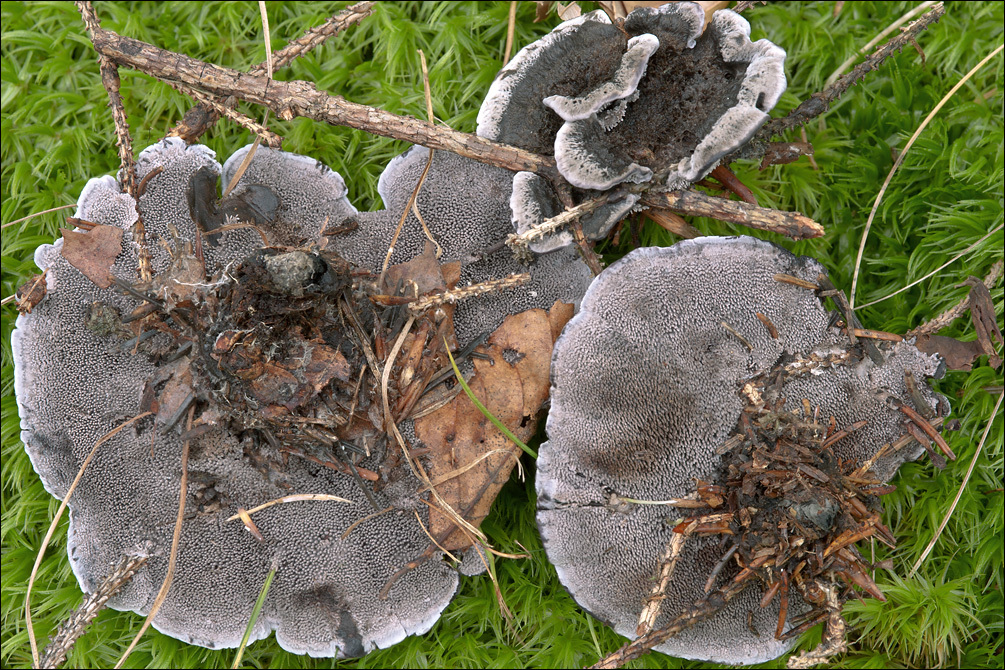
xmin=14 ymin=140 xmax=463 ymax=657
xmin=479 ymin=3 xmax=785 ymax=191
xmin=537 ymin=237 xmax=946 ymax=663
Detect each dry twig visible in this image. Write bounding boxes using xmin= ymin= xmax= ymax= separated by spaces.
xmin=169 ymin=1 xmax=375 ymax=142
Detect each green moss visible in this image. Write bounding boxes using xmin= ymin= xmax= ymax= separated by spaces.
xmin=2 ymin=2 xmax=1002 ymax=668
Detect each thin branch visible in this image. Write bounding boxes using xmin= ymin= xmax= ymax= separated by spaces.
xmin=167 ymin=81 xmax=282 ymax=147
xmin=591 ymin=576 xmax=753 ymax=669
xmin=76 ymin=1 xmax=154 ymax=282
xmin=169 ymin=1 xmax=375 ymax=143
xmin=732 ymin=2 xmax=946 ymax=162
xmin=825 ymin=1 xmax=938 ymax=87
xmin=88 ymin=17 xmax=829 ymax=241
xmin=89 ymin=26 xmax=563 ymax=182
xmin=39 ymin=552 xmax=149 ymax=669
xmin=643 ymin=190 xmax=825 ymax=239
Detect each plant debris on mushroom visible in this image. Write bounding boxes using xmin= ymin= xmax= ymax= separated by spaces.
xmin=12 ymin=138 xmax=588 ymax=658
xmin=536 ymin=236 xmax=949 ymax=665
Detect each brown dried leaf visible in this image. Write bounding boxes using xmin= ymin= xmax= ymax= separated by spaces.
xmin=914 ymin=333 xmax=985 ymax=371
xmin=555 ymin=1 xmax=582 ymax=20
xmin=414 ymin=301 xmax=574 ymax=550
xmin=15 ymin=272 xmax=48 ymax=314
xmin=597 ymin=1 xmax=726 ymax=24
xmin=60 ymin=224 xmax=124 ymax=289
xmin=963 ymin=275 xmax=1003 ymax=368
xmin=385 ymin=241 xmax=449 ymax=296
xmin=535 ymin=1 xmax=553 ymax=22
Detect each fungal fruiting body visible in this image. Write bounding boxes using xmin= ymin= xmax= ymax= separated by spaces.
xmin=480 ymin=3 xmax=786 ymax=251
xmin=537 ymin=237 xmax=947 ymax=664
xmin=13 ymin=138 xmax=589 ymax=657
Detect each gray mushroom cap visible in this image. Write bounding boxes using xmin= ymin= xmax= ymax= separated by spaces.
xmin=481 ymin=3 xmax=785 ymax=250
xmin=536 ymin=237 xmax=945 ymax=664
xmin=510 ymin=171 xmax=639 ymax=254
xmin=13 ymin=140 xmax=463 ymax=657
xmin=330 ymin=145 xmax=593 ymax=346
xmin=551 ymin=6 xmax=787 ymax=190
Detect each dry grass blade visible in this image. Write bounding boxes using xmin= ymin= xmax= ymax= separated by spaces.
xmin=909 ymin=390 xmax=1004 ymax=577
xmin=825 ymin=1 xmax=937 ymax=87
xmin=222 ymin=2 xmax=275 ymax=199
xmin=854 ymin=222 xmax=1005 ymax=311
xmin=24 ymin=411 xmax=152 ymax=668
xmin=114 ymin=406 xmax=194 ymax=669
xmin=503 ymin=1 xmax=517 ymax=64
xmin=850 ymin=43 xmax=1005 ymax=308
xmin=230 ymin=560 xmax=278 ymax=670
xmin=2 ymin=204 xmax=77 ymax=229
xmin=225 ymin=493 xmax=354 ymax=521
xmin=414 ymin=509 xmax=460 ymax=563
xmin=421 ymin=448 xmax=523 ymax=490
xmin=379 ymin=50 xmax=438 ymax=285
xmin=382 ymin=319 xmax=486 ymax=545
xmin=414 ymin=49 xmax=442 ymax=258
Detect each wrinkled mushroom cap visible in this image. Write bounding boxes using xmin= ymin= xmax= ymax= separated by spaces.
xmin=480 ymin=3 xmax=786 ymax=251
xmin=536 ymin=237 xmax=944 ymax=663
xmin=13 ymin=140 xmax=461 ymax=657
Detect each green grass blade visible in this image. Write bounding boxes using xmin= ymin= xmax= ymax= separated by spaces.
xmin=444 ymin=338 xmax=536 ymax=458
xmin=231 ymin=562 xmax=277 ymax=669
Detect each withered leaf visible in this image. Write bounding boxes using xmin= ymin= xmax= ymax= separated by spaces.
xmin=915 ymin=333 xmax=985 ymax=371
xmin=963 ymin=276 xmax=1003 ymax=368
xmin=15 ymin=272 xmax=48 ymax=314
xmin=385 ymin=241 xmax=454 ymax=296
xmin=759 ymin=141 xmax=814 ymax=170
xmin=414 ymin=301 xmax=573 ymax=551
xmin=60 ymin=224 xmax=124 ymax=289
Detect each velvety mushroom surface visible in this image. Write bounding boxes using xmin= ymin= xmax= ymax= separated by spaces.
xmin=536 ymin=237 xmax=945 ymax=664
xmin=14 ymin=140 xmax=469 ymax=657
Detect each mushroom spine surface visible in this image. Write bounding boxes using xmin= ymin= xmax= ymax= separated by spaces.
xmin=536 ymin=236 xmax=947 ymax=664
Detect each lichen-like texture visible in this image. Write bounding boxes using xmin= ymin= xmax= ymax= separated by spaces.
xmin=13 ymin=140 xmax=465 ymax=658
xmin=536 ymin=237 xmax=945 ymax=664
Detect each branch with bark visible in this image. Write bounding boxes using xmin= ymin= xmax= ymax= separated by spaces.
xmin=733 ymin=2 xmax=945 ymax=162
xmin=84 ymin=20 xmax=825 ymax=243
xmin=169 ymin=1 xmax=375 ymax=143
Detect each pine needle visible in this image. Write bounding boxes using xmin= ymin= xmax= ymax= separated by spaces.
xmin=2 ymin=203 xmax=77 ymax=229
